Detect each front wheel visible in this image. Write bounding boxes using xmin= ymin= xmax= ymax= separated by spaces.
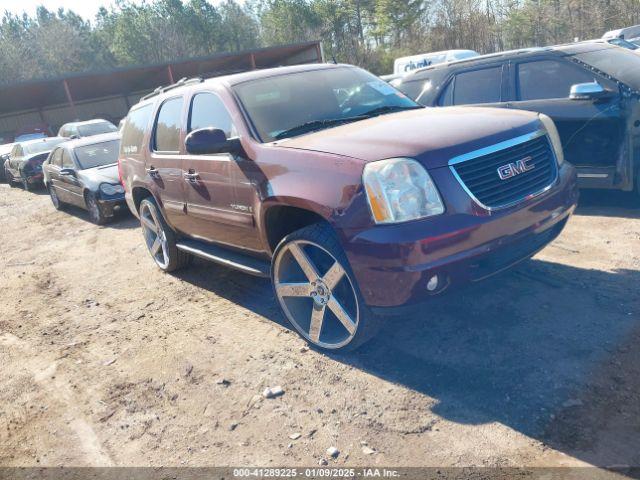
xmin=271 ymin=222 xmax=379 ymax=352
xmin=6 ymin=168 xmax=15 ymax=187
xmin=85 ymin=192 xmax=107 ymax=225
xmin=139 ymin=197 xmax=190 ymax=272
xmin=20 ymin=173 xmax=30 ymax=191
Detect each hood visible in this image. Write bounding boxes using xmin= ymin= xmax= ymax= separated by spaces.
xmin=274 ymin=107 xmax=542 ymax=169
xmin=77 ymin=164 xmax=119 ymax=186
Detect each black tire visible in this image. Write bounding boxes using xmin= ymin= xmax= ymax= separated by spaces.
xmin=48 ymin=184 xmax=64 ymax=210
xmin=6 ymin=168 xmax=16 ymax=187
xmin=85 ymin=192 xmax=107 ymax=225
xmin=139 ymin=196 xmax=191 ymax=272
xmin=271 ymin=222 xmax=380 ymax=352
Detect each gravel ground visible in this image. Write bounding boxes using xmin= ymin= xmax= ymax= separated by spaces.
xmin=0 ymin=183 xmax=639 ymax=471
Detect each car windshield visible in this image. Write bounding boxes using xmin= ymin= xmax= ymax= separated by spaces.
xmin=232 ymin=66 xmax=421 ymax=142
xmin=574 ymin=47 xmax=640 ymax=90
xmin=74 ymin=140 xmax=120 ymax=169
xmin=608 ymin=38 xmax=638 ymax=50
xmin=24 ymin=138 xmax=65 ymax=155
xmin=78 ymin=122 xmax=118 ymax=137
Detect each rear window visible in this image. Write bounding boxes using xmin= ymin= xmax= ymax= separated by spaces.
xmin=453 ymin=67 xmax=502 ymax=104
xmin=121 ymin=104 xmax=153 ymax=155
xmin=74 ymin=140 xmax=120 ymax=170
xmin=153 ymin=97 xmax=184 ymax=152
xmin=23 ymin=138 xmax=66 ymax=155
xmin=78 ymin=122 xmax=117 ymax=137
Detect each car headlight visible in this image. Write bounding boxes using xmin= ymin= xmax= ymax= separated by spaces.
xmin=538 ymin=113 xmax=564 ymax=166
xmin=100 ymin=183 xmax=125 ymax=195
xmin=363 ymin=157 xmax=444 ymax=224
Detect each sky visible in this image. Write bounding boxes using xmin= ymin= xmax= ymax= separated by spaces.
xmin=0 ymin=0 xmax=138 ymax=20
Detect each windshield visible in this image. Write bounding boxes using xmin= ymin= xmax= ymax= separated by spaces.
xmin=232 ymin=67 xmax=420 ymax=142
xmin=24 ymin=138 xmax=65 ymax=155
xmin=607 ymin=38 xmax=638 ymax=50
xmin=574 ymin=47 xmax=640 ymax=90
xmin=78 ymin=122 xmax=118 ymax=137
xmin=74 ymin=140 xmax=120 ymax=169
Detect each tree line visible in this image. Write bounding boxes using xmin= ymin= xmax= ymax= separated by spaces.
xmin=1 ymin=0 xmax=639 ymax=85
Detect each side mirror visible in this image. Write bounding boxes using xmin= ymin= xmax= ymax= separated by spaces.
xmin=60 ymin=168 xmax=76 ymax=177
xmin=570 ymin=82 xmax=609 ymax=100
xmin=185 ymin=128 xmax=242 ymax=156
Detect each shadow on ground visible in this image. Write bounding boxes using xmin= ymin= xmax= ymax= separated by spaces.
xmin=176 ymin=254 xmax=640 ymax=468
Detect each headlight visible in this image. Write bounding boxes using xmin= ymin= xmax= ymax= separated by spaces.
xmin=538 ymin=113 xmax=564 ymax=166
xmin=100 ymin=183 xmax=125 ymax=195
xmin=363 ymin=157 xmax=444 ymax=224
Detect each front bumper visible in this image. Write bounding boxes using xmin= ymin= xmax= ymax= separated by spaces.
xmin=344 ymin=163 xmax=578 ymax=310
xmin=98 ymin=194 xmax=126 ymax=218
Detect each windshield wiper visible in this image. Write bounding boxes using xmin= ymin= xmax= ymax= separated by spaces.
xmin=360 ymin=105 xmax=424 ymax=118
xmin=274 ymin=116 xmax=367 ymax=140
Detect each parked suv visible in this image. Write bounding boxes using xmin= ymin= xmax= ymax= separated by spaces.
xmin=395 ymin=42 xmax=640 ymax=196
xmin=119 ymin=65 xmax=578 ymax=351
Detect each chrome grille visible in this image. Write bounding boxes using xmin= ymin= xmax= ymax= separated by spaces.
xmin=450 ymin=132 xmax=558 ymax=210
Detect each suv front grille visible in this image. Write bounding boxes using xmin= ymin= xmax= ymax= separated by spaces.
xmin=450 ymin=132 xmax=558 ymax=210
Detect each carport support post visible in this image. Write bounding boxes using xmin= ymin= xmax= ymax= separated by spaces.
xmin=62 ymin=79 xmax=79 ymax=121
xmin=249 ymin=53 xmax=256 ymax=70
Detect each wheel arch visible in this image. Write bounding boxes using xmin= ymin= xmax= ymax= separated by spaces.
xmin=262 ymin=202 xmax=332 ymax=254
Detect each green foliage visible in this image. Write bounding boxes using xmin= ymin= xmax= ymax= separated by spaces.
xmin=0 ymin=0 xmax=639 ymax=84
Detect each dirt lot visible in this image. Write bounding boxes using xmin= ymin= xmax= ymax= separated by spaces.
xmin=0 ymin=183 xmax=639 ymax=471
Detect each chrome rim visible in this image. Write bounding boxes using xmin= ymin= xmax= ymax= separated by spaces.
xmin=274 ymin=240 xmax=359 ymax=349
xmin=87 ymin=195 xmax=100 ymax=222
xmin=140 ymin=202 xmax=170 ymax=269
xmin=49 ymin=186 xmax=59 ymax=208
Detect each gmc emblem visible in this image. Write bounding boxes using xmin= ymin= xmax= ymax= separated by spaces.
xmin=497 ymin=156 xmax=535 ymax=180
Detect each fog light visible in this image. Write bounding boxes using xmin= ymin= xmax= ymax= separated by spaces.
xmin=426 ymin=275 xmax=439 ymax=292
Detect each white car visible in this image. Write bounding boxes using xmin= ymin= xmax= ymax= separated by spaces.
xmin=393 ymin=49 xmax=479 ymax=76
xmin=602 ymin=25 xmax=640 ymax=40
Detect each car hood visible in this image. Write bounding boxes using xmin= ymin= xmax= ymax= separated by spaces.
xmin=77 ymin=164 xmax=119 ymax=186
xmin=273 ymin=107 xmax=543 ymax=169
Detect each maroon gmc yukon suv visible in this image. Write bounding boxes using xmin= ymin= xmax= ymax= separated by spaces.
xmin=119 ymin=64 xmax=578 ymax=351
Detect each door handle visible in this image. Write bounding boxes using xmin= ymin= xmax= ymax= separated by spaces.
xmin=184 ymin=170 xmax=199 ymax=182
xmin=146 ymin=166 xmax=159 ymax=177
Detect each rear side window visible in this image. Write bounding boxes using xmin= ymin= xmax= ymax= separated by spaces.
xmin=188 ymin=93 xmax=237 ymax=138
xmin=517 ymin=60 xmax=595 ymax=101
xmin=122 ymin=104 xmax=153 ymax=155
xmin=453 ymin=67 xmax=502 ymax=105
xmin=153 ymin=97 xmax=184 ymax=152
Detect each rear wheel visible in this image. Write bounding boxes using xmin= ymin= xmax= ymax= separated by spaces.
xmin=139 ymin=197 xmax=190 ymax=272
xmin=272 ymin=222 xmax=379 ymax=351
xmin=48 ymin=184 xmax=64 ymax=210
xmin=85 ymin=192 xmax=107 ymax=225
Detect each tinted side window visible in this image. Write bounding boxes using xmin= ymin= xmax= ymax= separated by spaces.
xmin=453 ymin=67 xmax=502 ymax=105
xmin=188 ymin=93 xmax=237 ymax=138
xmin=122 ymin=104 xmax=154 ymax=155
xmin=517 ymin=60 xmax=595 ymax=101
xmin=153 ymin=97 xmax=184 ymax=152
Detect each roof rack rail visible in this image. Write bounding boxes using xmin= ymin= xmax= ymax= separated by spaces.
xmin=140 ymin=76 xmax=204 ymax=101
